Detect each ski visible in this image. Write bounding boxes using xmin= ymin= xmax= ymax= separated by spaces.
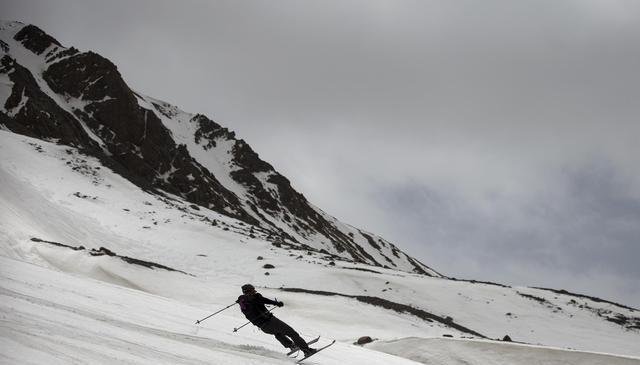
xmin=286 ymin=336 xmax=320 ymax=356
xmin=296 ymin=340 xmax=336 ymax=363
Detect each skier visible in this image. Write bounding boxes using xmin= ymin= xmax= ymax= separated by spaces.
xmin=237 ymin=284 xmax=316 ymax=356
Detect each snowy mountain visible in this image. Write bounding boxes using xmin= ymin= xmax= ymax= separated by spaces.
xmin=1 ymin=21 xmax=640 ymax=364
xmin=0 ymin=20 xmax=435 ymax=275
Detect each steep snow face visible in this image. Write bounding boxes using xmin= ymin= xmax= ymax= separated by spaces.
xmin=1 ymin=130 xmax=639 ymax=361
xmin=0 ymin=22 xmax=438 ymax=274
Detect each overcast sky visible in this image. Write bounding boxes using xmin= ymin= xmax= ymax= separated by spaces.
xmin=4 ymin=0 xmax=640 ymax=307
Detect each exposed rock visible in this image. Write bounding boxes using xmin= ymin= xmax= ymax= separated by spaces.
xmin=0 ymin=56 xmax=96 ymax=148
xmin=532 ymin=287 xmax=638 ymax=312
xmin=41 ymin=49 xmax=255 ymax=224
xmin=356 ymin=336 xmax=373 ymax=345
xmin=280 ymin=287 xmax=487 ymax=338
xmin=30 ymin=237 xmax=192 ymax=275
xmin=14 ymin=24 xmax=61 ymax=54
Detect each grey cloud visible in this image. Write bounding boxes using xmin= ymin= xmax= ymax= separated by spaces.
xmin=373 ymin=160 xmax=640 ymax=306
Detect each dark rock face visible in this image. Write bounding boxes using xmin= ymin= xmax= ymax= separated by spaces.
xmin=1 ymin=55 xmax=96 ymax=148
xmin=44 ymin=51 xmax=149 ymax=143
xmin=39 ymin=49 xmax=254 ymax=223
xmin=14 ymin=24 xmax=61 ymax=55
xmin=193 ymin=114 xmax=234 ymax=149
xmin=230 ymin=140 xmax=282 ymax=214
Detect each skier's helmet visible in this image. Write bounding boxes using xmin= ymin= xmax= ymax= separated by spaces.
xmin=242 ymin=284 xmax=256 ymax=294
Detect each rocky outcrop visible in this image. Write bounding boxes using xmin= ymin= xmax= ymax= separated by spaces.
xmin=40 ymin=48 xmax=255 ymax=223
xmin=14 ymin=24 xmax=61 ymax=55
xmin=0 ymin=55 xmax=96 ymax=148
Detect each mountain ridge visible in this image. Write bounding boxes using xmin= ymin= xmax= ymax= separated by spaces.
xmin=0 ymin=20 xmax=437 ymax=275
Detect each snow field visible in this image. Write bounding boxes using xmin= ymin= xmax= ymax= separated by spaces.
xmin=0 ymin=255 xmax=421 ymax=365
xmin=370 ymin=337 xmax=640 ymax=365
xmin=1 ymin=130 xmax=640 ymax=363
xmin=2 ymin=254 xmax=638 ymax=365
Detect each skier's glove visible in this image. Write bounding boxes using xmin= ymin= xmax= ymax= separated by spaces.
xmin=276 ymin=301 xmax=284 ymax=307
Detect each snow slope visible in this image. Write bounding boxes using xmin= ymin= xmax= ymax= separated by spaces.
xmin=0 ymin=255 xmax=420 ymax=365
xmin=2 ymin=249 xmax=639 ymax=364
xmin=2 ymin=127 xmax=640 ymax=364
xmin=370 ymin=337 xmax=640 ymax=365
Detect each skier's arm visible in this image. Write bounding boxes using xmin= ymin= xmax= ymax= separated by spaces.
xmin=256 ymin=293 xmax=283 ymax=306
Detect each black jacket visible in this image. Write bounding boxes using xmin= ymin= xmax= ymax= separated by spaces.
xmin=237 ymin=293 xmax=278 ymax=326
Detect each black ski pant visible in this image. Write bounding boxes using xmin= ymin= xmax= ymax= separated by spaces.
xmin=260 ymin=316 xmax=309 ymax=350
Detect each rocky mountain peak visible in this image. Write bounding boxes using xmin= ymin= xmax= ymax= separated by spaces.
xmin=0 ymin=22 xmax=441 ymax=276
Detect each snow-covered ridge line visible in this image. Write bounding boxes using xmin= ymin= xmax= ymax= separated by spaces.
xmin=531 ymin=286 xmax=639 ymax=312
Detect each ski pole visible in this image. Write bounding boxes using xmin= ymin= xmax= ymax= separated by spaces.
xmin=233 ymin=306 xmax=277 ymax=332
xmin=232 ymin=320 xmax=252 ymax=332
xmin=195 ymin=301 xmax=238 ymax=324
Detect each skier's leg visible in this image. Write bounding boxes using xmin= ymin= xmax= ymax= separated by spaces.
xmin=274 ymin=333 xmax=295 ymax=348
xmin=260 ymin=319 xmax=294 ymax=348
xmin=268 ymin=317 xmax=310 ymax=351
